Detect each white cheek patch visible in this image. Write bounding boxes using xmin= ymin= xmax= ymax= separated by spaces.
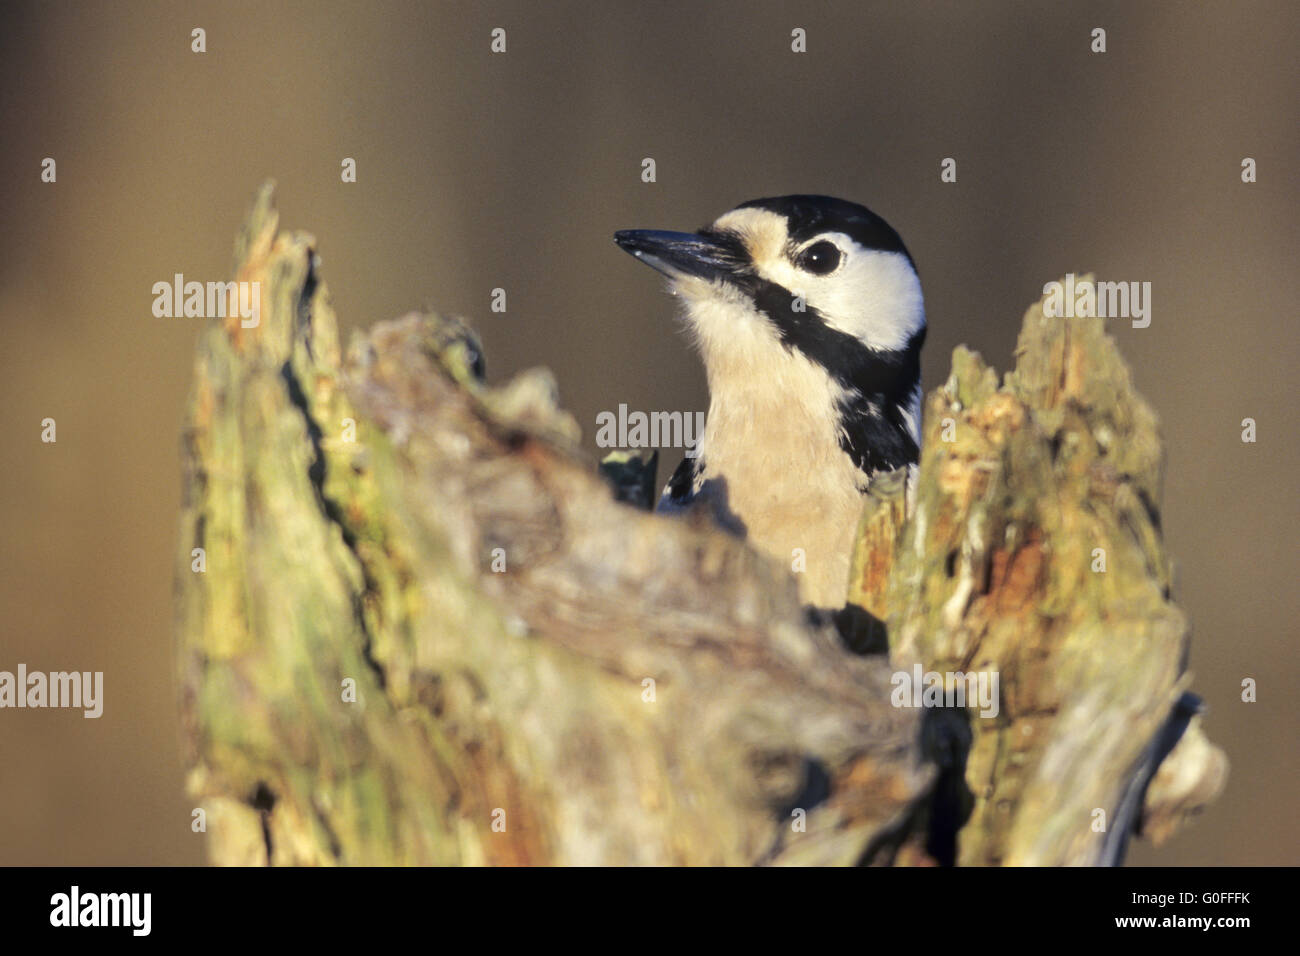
xmin=758 ymin=239 xmax=925 ymax=353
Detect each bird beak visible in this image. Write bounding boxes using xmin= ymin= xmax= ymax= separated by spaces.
xmin=614 ymin=229 xmax=746 ymax=282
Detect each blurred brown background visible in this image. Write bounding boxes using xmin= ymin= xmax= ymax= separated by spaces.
xmin=0 ymin=1 xmax=1295 ymax=865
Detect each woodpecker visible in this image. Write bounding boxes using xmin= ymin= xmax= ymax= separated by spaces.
xmin=615 ymin=195 xmax=925 ymax=609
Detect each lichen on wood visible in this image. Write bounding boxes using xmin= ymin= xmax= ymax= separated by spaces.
xmin=849 ymin=280 xmax=1228 ymax=865
xmin=176 ymin=185 xmax=1224 ymax=866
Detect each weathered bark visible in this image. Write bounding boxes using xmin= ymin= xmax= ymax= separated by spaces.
xmin=175 ymin=184 xmax=1224 ymax=866
xmin=848 ymin=303 xmax=1229 ymax=865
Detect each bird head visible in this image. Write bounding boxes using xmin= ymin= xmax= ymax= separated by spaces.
xmin=616 ymin=195 xmax=924 ymax=358
xmin=616 ymin=195 xmax=926 ymax=476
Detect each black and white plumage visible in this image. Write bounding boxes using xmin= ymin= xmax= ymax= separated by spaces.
xmin=615 ymin=195 xmax=925 ymax=608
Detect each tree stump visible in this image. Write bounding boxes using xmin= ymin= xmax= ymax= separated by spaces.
xmin=175 ymin=184 xmax=1225 ymax=865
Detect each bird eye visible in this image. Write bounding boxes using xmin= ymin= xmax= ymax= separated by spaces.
xmin=796 ymin=240 xmax=842 ymax=275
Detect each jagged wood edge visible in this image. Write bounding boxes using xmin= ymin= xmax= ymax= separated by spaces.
xmin=175 ymin=183 xmax=935 ymax=866
xmin=850 ymin=285 xmax=1229 ymax=865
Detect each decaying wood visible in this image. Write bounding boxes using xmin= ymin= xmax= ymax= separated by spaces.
xmin=846 ymin=281 xmax=1229 ymax=865
xmin=175 ymin=184 xmax=1225 ymax=866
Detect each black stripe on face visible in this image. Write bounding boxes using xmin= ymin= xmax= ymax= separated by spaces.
xmin=747 ymin=277 xmax=924 ymax=476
